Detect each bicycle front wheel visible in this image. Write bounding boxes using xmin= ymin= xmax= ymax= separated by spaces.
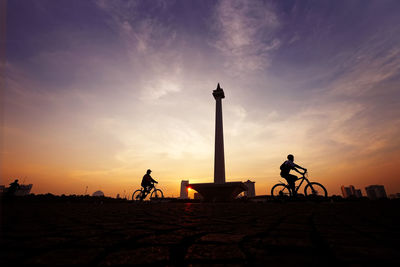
xmin=271 ymin=183 xmax=291 ymax=197
xmin=132 ymin=189 xmax=143 ymax=201
xmin=150 ymin=189 xmax=164 ymax=199
xmin=304 ymin=182 xmax=327 ymax=198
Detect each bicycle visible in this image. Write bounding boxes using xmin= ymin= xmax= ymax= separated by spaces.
xmin=271 ymin=171 xmax=327 ymax=198
xmin=132 ymin=183 xmax=164 ymax=201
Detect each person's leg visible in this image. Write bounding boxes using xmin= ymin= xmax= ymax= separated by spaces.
xmin=140 ymin=185 xmax=148 ymax=199
xmin=286 ymin=180 xmax=295 ymax=196
xmin=144 ymin=185 xmax=150 ymax=194
xmin=283 ymin=177 xmax=294 ymax=196
xmin=287 ymin=174 xmax=298 ymax=196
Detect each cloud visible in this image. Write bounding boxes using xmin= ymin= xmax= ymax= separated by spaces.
xmin=95 ymin=0 xmax=184 ymax=100
xmin=303 ymin=32 xmax=400 ymax=163
xmin=329 ymin=46 xmax=400 ymax=97
xmin=140 ymin=76 xmax=182 ymax=101
xmin=93 ymin=114 xmax=213 ymax=164
xmin=212 ymin=0 xmax=280 ymax=73
xmin=95 ymin=0 xmax=177 ymax=53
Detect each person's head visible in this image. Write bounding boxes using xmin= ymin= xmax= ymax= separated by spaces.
xmin=14 ymin=179 xmax=19 ymax=182
xmin=146 ymin=169 xmax=152 ymax=174
xmin=287 ymin=154 xmax=294 ymax=161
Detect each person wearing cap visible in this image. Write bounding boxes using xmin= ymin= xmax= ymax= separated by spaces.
xmin=280 ymin=154 xmax=307 ymax=196
xmin=141 ymin=169 xmax=158 ymax=194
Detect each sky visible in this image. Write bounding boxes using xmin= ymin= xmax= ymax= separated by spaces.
xmin=2 ymin=0 xmax=400 ymax=198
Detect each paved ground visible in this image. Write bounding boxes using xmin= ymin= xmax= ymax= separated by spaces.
xmin=1 ymin=199 xmax=399 ymax=266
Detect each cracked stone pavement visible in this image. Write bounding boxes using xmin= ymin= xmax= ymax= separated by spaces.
xmin=1 ymin=200 xmax=399 ymax=266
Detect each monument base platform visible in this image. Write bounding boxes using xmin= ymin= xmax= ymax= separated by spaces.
xmin=188 ymin=182 xmax=247 ymax=202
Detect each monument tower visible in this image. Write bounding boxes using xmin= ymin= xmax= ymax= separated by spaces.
xmin=188 ymin=83 xmax=247 ymax=201
xmin=213 ymin=83 xmax=225 ymax=184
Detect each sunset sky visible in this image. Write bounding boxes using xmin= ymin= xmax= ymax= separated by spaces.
xmin=2 ymin=0 xmax=400 ymax=197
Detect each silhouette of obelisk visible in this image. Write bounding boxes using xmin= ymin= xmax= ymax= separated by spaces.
xmin=213 ymin=83 xmax=225 ymax=184
xmin=188 ymin=83 xmax=247 ymax=201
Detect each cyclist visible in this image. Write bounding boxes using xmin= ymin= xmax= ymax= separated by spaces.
xmin=280 ymin=154 xmax=307 ymax=196
xmin=141 ymin=169 xmax=158 ymax=196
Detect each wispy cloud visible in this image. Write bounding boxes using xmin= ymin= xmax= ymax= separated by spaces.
xmin=329 ymin=45 xmax=400 ymax=97
xmin=140 ymin=75 xmax=182 ymax=101
xmin=96 ymin=0 xmax=184 ymax=101
xmin=96 ymin=0 xmax=176 ymax=53
xmin=212 ymin=0 xmax=280 ymax=73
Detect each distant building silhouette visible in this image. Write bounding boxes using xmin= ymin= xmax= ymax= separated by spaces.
xmin=179 ymin=180 xmax=189 ymax=199
xmin=341 ymin=185 xmax=363 ymax=198
xmin=389 ymin=193 xmax=400 ymax=199
xmin=365 ymin=185 xmax=387 ymax=200
xmin=92 ymin=190 xmax=104 ymax=197
xmin=194 ymin=193 xmax=203 ymax=200
xmin=341 ymin=186 xmax=352 ymax=198
xmin=244 ymin=180 xmax=256 ymax=198
xmin=355 ymin=189 xmax=363 ymax=198
xmin=349 ymin=185 xmax=356 ymax=196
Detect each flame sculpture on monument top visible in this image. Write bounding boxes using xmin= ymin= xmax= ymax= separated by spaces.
xmin=189 ymin=83 xmax=247 ymax=201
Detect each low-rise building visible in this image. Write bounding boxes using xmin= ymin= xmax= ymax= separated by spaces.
xmin=341 ymin=185 xmax=362 ymax=198
xmin=179 ymin=180 xmax=189 ymax=199
xmin=244 ymin=180 xmax=256 ymax=198
xmin=365 ymin=185 xmax=387 ymax=200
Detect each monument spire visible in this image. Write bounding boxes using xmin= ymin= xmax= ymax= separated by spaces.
xmin=213 ymin=83 xmax=225 ymax=184
xmin=187 ymin=83 xmax=247 ymax=201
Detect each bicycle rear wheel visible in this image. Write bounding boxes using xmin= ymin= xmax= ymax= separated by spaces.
xmin=150 ymin=189 xmax=164 ymax=199
xmin=132 ymin=189 xmax=143 ymax=201
xmin=304 ymin=182 xmax=327 ymax=198
xmin=271 ymin=183 xmax=291 ymax=197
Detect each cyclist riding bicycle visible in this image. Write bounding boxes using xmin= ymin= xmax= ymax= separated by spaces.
xmin=141 ymin=169 xmax=158 ymax=195
xmin=280 ymin=154 xmax=307 ymax=196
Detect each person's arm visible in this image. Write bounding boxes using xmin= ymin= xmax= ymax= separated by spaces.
xmin=294 ymin=164 xmax=307 ymax=173
xmin=150 ymin=176 xmax=158 ymax=183
xmin=293 ymin=167 xmax=303 ymax=174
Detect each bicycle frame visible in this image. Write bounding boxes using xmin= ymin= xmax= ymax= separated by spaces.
xmin=141 ymin=183 xmax=157 ymax=197
xmin=294 ymin=175 xmax=307 ymax=193
xmin=284 ymin=173 xmax=311 ymax=194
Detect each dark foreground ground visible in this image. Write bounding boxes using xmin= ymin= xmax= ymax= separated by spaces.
xmin=1 ymin=198 xmax=400 ymax=266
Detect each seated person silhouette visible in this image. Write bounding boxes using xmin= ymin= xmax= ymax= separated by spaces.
xmin=7 ymin=179 xmax=20 ymax=197
xmin=280 ymin=154 xmax=307 ymax=196
xmin=141 ymin=169 xmax=158 ymax=195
